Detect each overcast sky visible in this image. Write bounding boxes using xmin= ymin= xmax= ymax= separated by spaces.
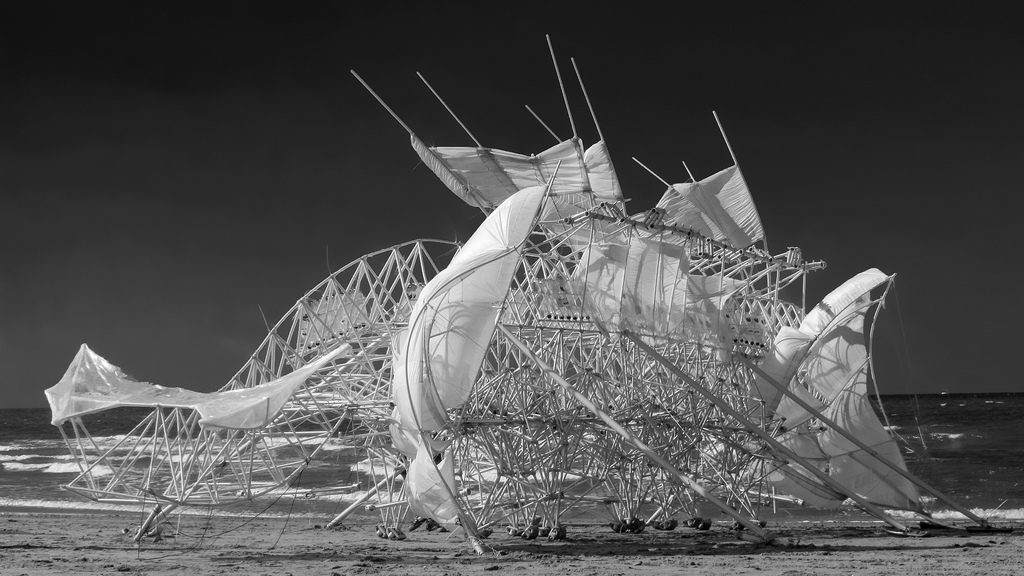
xmin=2 ymin=3 xmax=1022 ymax=408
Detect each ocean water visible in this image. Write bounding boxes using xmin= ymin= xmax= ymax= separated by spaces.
xmin=1 ymin=394 xmax=1022 ymax=521
xmin=874 ymin=393 xmax=1024 ymax=519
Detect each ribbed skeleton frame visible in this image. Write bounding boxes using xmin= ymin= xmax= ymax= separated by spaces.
xmin=56 ymin=213 xmax=829 ymax=539
xmin=57 ymin=240 xmax=457 ymax=520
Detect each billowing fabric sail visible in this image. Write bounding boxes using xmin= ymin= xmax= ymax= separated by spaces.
xmin=818 ymin=379 xmax=919 ymax=509
xmin=411 ymin=133 xmax=484 ymax=208
xmin=575 ymin=226 xmax=742 ymax=345
xmin=672 ymin=272 xmax=744 ymax=346
xmin=411 ymin=136 xmax=621 ymax=209
xmin=750 ymin=327 xmax=813 ymax=415
xmin=582 ymin=141 xmax=620 ymax=200
xmin=777 ymin=268 xmax=889 ymax=427
xmin=619 ymin=236 xmax=687 ymax=337
xmin=391 ymin=186 xmax=546 ymax=432
xmin=575 ymin=229 xmax=628 ymax=332
xmin=766 ymin=269 xmax=920 ymax=511
xmin=657 ymin=166 xmax=764 ymax=249
xmin=799 ymin=268 xmax=889 ymax=337
xmin=390 ymin=186 xmax=545 ymax=529
xmin=405 ymin=438 xmax=461 ymax=524
xmin=534 ymin=140 xmax=622 ymax=253
xmin=46 ymin=343 xmax=346 ymax=429
xmin=769 ymin=434 xmax=845 ymax=508
xmin=771 ymin=366 xmax=920 ymax=510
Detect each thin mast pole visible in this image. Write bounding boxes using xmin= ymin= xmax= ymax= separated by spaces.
xmin=742 ymin=358 xmax=990 ymax=528
xmin=570 ymin=57 xmax=604 ymax=144
xmin=352 ymin=70 xmax=490 ymax=212
xmin=712 ymin=110 xmax=739 ymax=167
xmin=681 ymin=161 xmax=697 ymax=183
xmin=802 ymin=271 xmax=807 ymax=313
xmin=546 ymin=35 xmax=577 ymax=140
xmin=497 ymin=324 xmax=776 ymax=542
xmin=525 ymin=104 xmax=562 ymax=143
xmin=416 ymin=71 xmax=483 ymax=148
xmin=632 ymin=157 xmax=672 ymax=188
xmin=623 ymin=330 xmax=913 ymax=534
xmin=350 ymin=70 xmax=414 ymax=136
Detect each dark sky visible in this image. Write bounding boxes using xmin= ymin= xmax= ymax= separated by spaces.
xmin=2 ymin=3 xmax=1022 ymax=408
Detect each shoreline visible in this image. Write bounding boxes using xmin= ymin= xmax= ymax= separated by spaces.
xmin=5 ymin=496 xmax=1024 ymax=522
xmin=2 ymin=509 xmax=1021 ymax=576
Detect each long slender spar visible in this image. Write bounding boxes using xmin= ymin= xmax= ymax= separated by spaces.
xmin=631 ymin=156 xmax=673 ymax=188
xmin=741 ymin=358 xmax=990 ymax=528
xmin=570 ymin=57 xmax=605 ymax=144
xmin=350 ymin=69 xmax=491 ymax=211
xmin=546 ymin=34 xmax=577 ymax=141
xmin=416 ymin=71 xmax=483 ymax=148
xmin=350 ymin=70 xmax=415 ymax=136
xmin=525 ymin=104 xmax=562 ymax=143
xmin=622 ymin=330 xmax=916 ymax=534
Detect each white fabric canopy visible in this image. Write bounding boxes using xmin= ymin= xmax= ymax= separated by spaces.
xmin=575 ymin=229 xmax=629 ymax=332
xmin=672 ymin=272 xmax=744 ymax=346
xmin=750 ymin=326 xmax=813 ymax=415
xmin=405 ymin=437 xmax=461 ymax=524
xmin=391 ymin=186 xmax=546 ymax=432
xmin=619 ymin=236 xmax=686 ymax=337
xmin=657 ymin=166 xmax=765 ymax=249
xmin=575 ymin=226 xmax=742 ymax=345
xmin=582 ymin=141 xmax=620 ymax=201
xmin=766 ymin=269 xmax=920 ymax=510
xmin=390 ymin=186 xmax=545 ymax=527
xmin=412 ymin=136 xmax=621 ymax=209
xmin=46 ymin=343 xmax=347 ymax=429
xmin=777 ymin=269 xmax=888 ymax=427
xmin=772 ymin=366 xmax=920 ymax=510
xmin=799 ymin=268 xmax=889 ymax=336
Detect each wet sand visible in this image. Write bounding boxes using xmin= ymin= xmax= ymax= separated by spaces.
xmin=1 ymin=509 xmax=1021 ymax=575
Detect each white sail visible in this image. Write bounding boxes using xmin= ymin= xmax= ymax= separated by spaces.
xmin=45 ymin=343 xmax=346 ymax=429
xmin=670 ymin=272 xmax=744 ymax=346
xmin=412 ymin=136 xmax=621 ymax=209
xmin=799 ymin=268 xmax=889 ymax=336
xmin=575 ymin=226 xmax=744 ymax=345
xmin=574 ymin=228 xmax=629 ymax=332
xmin=767 ymin=270 xmax=920 ymax=510
xmin=582 ymin=140 xmax=620 ymax=200
xmin=391 ymin=186 xmax=546 ymax=432
xmin=390 ymin=186 xmax=545 ymax=528
xmin=405 ymin=437 xmax=461 ymax=524
xmin=619 ymin=235 xmax=687 ymax=337
xmin=657 ymin=166 xmax=765 ymax=248
xmin=750 ymin=326 xmax=813 ymax=416
xmin=771 ymin=363 xmax=920 ymax=510
xmin=777 ymin=269 xmax=889 ymax=426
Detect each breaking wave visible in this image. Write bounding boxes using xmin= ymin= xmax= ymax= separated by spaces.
xmin=0 ymin=453 xmax=73 ymax=463
xmin=891 ymin=508 xmax=1024 ymax=521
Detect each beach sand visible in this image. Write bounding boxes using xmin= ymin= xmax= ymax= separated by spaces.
xmin=1 ymin=509 xmax=1020 ymax=575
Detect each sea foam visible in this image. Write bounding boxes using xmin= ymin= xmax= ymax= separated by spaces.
xmin=2 ymin=461 xmax=113 ymax=476
xmin=891 ymin=508 xmax=1024 ymax=521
